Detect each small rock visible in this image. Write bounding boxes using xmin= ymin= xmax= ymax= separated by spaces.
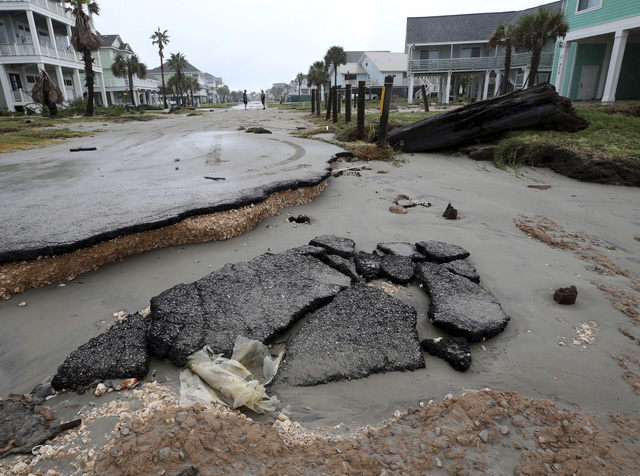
xmin=18 ymin=302 xmax=27 ymax=307
xmin=553 ymin=285 xmax=577 ymax=305
xmin=499 ymin=425 xmax=510 ymax=435
xmin=389 ymin=205 xmax=408 ymax=214
xmin=442 ymin=203 xmax=458 ymax=219
xmin=479 ymin=429 xmax=489 ymax=442
xmin=595 ymin=456 xmax=606 ymax=467
xmin=377 ymin=169 xmax=388 ymax=174
xmin=95 ymin=383 xmax=107 ymax=396
xmin=158 ymin=447 xmax=172 ymax=460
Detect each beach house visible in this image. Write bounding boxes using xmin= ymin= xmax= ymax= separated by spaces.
xmin=327 ymin=50 xmax=410 ymax=99
xmin=405 ymin=2 xmax=561 ymax=104
xmin=97 ymin=34 xmax=158 ymax=106
xmin=552 ymin=0 xmax=640 ymax=102
xmin=0 ymin=0 xmax=106 ymax=112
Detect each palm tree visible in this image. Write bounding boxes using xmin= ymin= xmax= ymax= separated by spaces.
xmin=167 ymin=52 xmax=187 ymax=105
xmin=488 ymin=21 xmax=513 ymax=96
xmin=308 ymin=60 xmax=329 ymax=99
xmin=31 ymin=70 xmax=64 ymax=116
xmin=65 ymin=0 xmax=101 ymax=116
xmin=512 ymin=6 xmax=569 ymax=88
xmin=150 ymin=28 xmax=169 ymax=108
xmin=295 ymin=72 xmax=304 ymax=95
xmin=324 ymin=46 xmax=346 ymax=87
xmin=182 ymin=75 xmax=201 ymax=105
xmin=110 ymin=53 xmax=147 ymax=106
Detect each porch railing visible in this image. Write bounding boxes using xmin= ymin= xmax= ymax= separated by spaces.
xmin=0 ymin=42 xmax=80 ymax=61
xmin=409 ymin=52 xmax=554 ymax=74
xmin=3 ymin=0 xmax=72 ymax=17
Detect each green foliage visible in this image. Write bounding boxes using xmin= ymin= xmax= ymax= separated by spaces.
xmin=493 ymin=107 xmax=640 ymax=169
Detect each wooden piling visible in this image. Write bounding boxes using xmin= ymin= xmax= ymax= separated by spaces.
xmin=345 ymin=84 xmax=352 ymax=123
xmin=421 ymin=84 xmax=429 ymax=112
xmin=377 ymin=75 xmax=394 ymax=146
xmin=332 ymin=86 xmax=338 ymax=124
xmin=357 ymin=81 xmax=365 ymax=138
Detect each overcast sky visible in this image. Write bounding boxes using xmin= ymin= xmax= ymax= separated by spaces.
xmin=92 ymin=0 xmax=555 ymax=93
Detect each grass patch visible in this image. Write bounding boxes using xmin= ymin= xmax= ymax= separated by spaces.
xmin=494 ymin=106 xmax=640 ymax=169
xmin=0 ymin=113 xmax=158 ymax=153
xmin=0 ymin=118 xmax=90 ymax=152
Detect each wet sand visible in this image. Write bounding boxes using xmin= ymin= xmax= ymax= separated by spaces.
xmin=1 ymin=105 xmax=639 ymax=474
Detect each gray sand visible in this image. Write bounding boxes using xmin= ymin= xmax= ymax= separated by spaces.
xmin=0 ymin=108 xmax=638 ymax=434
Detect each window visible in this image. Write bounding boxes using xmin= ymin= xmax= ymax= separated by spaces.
xmin=420 ymin=50 xmax=439 ymax=60
xmin=577 ymin=0 xmax=601 ymax=12
xmin=64 ymin=79 xmax=73 ymax=87
xmin=461 ymin=47 xmax=481 ymax=58
xmin=26 ymin=75 xmax=37 ymax=83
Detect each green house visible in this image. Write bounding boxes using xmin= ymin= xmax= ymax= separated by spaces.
xmin=552 ymin=0 xmax=640 ymax=102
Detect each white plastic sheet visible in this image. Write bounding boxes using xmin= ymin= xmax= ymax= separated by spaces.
xmin=181 ymin=336 xmax=284 ymax=414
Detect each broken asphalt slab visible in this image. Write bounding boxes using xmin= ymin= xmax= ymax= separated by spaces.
xmin=271 ymin=284 xmax=425 ymax=387
xmin=415 ymin=262 xmax=510 ymax=341
xmin=44 ymin=236 xmax=510 ymax=393
xmin=0 ymin=128 xmax=344 ymax=264
xmin=51 ymin=312 xmax=150 ymax=391
xmin=148 ymin=252 xmax=352 ymax=366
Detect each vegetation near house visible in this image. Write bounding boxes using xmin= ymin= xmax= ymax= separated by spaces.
xmin=167 ymin=52 xmax=188 ymax=104
xmin=324 ymin=46 xmax=346 ymax=87
xmin=31 ymin=70 xmax=64 ymax=116
xmin=512 ymin=6 xmax=569 ymax=88
xmin=65 ymin=0 xmax=101 ymax=117
xmin=487 ymin=22 xmax=513 ymax=96
xmin=150 ymin=28 xmax=170 ymax=108
xmin=110 ymin=54 xmax=148 ymax=106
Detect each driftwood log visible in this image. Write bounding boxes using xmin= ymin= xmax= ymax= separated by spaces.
xmin=385 ymin=83 xmax=589 ymax=152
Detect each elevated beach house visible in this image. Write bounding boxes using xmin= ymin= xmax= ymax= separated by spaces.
xmin=552 ymin=0 xmax=640 ymax=102
xmin=98 ymin=34 xmax=158 ymax=106
xmin=405 ymin=2 xmax=561 ymax=104
xmin=0 ymin=0 xmax=107 ymax=112
xmin=327 ymin=50 xmax=410 ymax=99
xmin=147 ymin=60 xmax=209 ymax=106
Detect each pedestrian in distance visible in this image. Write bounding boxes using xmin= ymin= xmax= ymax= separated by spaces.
xmin=260 ymin=90 xmax=266 ymax=109
xmin=243 ymin=90 xmax=248 ymax=110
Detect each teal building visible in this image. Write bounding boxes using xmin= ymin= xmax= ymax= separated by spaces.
xmin=552 ymin=0 xmax=640 ymax=102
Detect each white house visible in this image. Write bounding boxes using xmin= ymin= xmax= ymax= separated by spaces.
xmin=0 ymin=0 xmax=107 ymax=112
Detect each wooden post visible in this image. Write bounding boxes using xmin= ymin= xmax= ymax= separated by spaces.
xmin=337 ymin=89 xmax=341 ymax=114
xmin=311 ymin=88 xmax=315 ymax=114
xmin=377 ymin=75 xmax=394 ymax=146
xmin=332 ymin=86 xmax=338 ymax=124
xmin=325 ymin=87 xmax=332 ymax=120
xmin=421 ymin=84 xmax=429 ymax=112
xmin=345 ymin=84 xmax=352 ymax=123
xmin=357 ymin=80 xmax=365 ymax=138
xmin=316 ymin=88 xmax=321 ymax=117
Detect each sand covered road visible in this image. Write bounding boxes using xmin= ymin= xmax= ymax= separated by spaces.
xmin=1 ymin=106 xmax=639 ymax=475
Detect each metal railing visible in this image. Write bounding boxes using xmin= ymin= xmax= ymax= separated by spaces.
xmin=409 ymin=52 xmax=554 ymax=74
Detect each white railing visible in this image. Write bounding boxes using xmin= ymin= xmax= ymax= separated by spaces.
xmin=0 ymin=42 xmax=80 ymax=61
xmin=343 ymin=77 xmax=411 ymax=88
xmin=103 ymin=78 xmax=158 ymax=89
xmin=409 ymin=52 xmax=554 ymax=73
xmin=3 ymin=0 xmax=72 ymax=17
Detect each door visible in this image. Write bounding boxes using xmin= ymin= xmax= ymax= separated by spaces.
xmin=577 ymin=66 xmax=598 ymax=100
xmin=9 ymin=73 xmax=22 ymax=91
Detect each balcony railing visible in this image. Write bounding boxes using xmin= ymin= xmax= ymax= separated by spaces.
xmin=103 ymin=78 xmax=158 ymax=89
xmin=0 ymin=42 xmax=80 ymax=61
xmin=343 ymin=77 xmax=411 ymax=88
xmin=409 ymin=52 xmax=554 ymax=74
xmin=3 ymin=0 xmax=72 ymax=17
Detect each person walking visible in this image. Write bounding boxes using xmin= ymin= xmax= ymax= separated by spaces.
xmin=260 ymin=90 xmax=266 ymax=109
xmin=243 ymin=90 xmax=248 ymax=110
